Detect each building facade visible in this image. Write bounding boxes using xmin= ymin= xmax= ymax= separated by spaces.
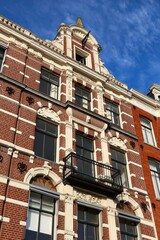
xmin=0 ymin=16 xmax=158 ymax=240
xmin=132 ymin=85 xmax=160 ymax=238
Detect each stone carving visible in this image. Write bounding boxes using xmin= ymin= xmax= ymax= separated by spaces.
xmin=37 ymin=107 xmax=60 ymax=123
xmin=108 ymin=137 xmax=127 ymax=151
xmin=76 ymin=192 xmax=101 ymax=204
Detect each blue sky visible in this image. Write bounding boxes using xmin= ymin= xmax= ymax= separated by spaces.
xmin=1 ymin=0 xmax=160 ymax=94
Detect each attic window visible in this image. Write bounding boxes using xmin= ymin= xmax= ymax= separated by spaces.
xmin=76 ymin=53 xmax=86 ymax=65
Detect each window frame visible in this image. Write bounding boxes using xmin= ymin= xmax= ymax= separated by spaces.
xmin=110 ymin=147 xmax=128 ymax=188
xmin=118 ymin=212 xmax=140 ymax=240
xmin=34 ymin=118 xmax=58 ymax=162
xmin=76 ymin=132 xmax=95 ymax=178
xmin=0 ymin=42 xmax=8 ymax=72
xmin=140 ymin=117 xmax=155 ymax=146
xmin=105 ymin=100 xmax=120 ymax=126
xmin=78 ymin=204 xmax=101 ymax=240
xmin=75 ymin=83 xmax=91 ymax=110
xmin=25 ymin=187 xmax=59 ymax=240
xmin=39 ymin=68 xmax=59 ymax=99
xmin=149 ymin=158 xmax=160 ymax=199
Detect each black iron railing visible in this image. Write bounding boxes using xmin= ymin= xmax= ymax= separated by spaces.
xmin=63 ymin=152 xmax=123 ymax=195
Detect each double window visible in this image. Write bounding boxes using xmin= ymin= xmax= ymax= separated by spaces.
xmin=25 ymin=190 xmax=58 ymax=240
xmin=106 ymin=101 xmax=120 ymax=125
xmin=78 ymin=205 xmax=100 ymax=240
xmin=75 ymin=84 xmax=91 ymax=109
xmin=149 ymin=159 xmax=160 ymax=199
xmin=111 ymin=148 xmax=128 ymax=187
xmin=34 ymin=119 xmax=58 ymax=162
xmin=40 ymin=69 xmax=59 ymax=99
xmin=140 ymin=117 xmax=155 ymax=146
xmin=119 ymin=213 xmax=139 ymax=240
xmin=0 ymin=46 xmax=6 ymax=71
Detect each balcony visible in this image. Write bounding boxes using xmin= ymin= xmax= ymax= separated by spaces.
xmin=63 ymin=152 xmax=123 ymax=197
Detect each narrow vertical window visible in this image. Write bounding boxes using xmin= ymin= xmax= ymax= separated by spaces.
xmin=76 ymin=133 xmax=94 ymax=178
xmin=0 ymin=46 xmax=6 ymax=71
xmin=106 ymin=101 xmax=120 ymax=125
xmin=149 ymin=159 xmax=160 ymax=199
xmin=34 ymin=119 xmax=57 ymax=161
xmin=111 ymin=148 xmax=128 ymax=187
xmin=140 ymin=117 xmax=155 ymax=146
xmin=40 ymin=69 xmax=59 ymax=99
xmin=25 ymin=191 xmax=57 ymax=240
xmin=78 ymin=205 xmax=100 ymax=240
xmin=75 ymin=84 xmax=91 ymax=109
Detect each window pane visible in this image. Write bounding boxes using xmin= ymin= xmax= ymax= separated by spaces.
xmin=50 ymin=84 xmax=58 ymax=99
xmin=25 ymin=229 xmax=37 ymax=240
xmin=39 ymin=212 xmax=52 ymax=235
xmin=40 ymin=69 xmax=59 ymax=98
xmin=42 ymin=195 xmax=55 ymax=212
xmin=26 ymin=209 xmax=39 ymax=231
xmin=36 ymin=118 xmax=45 ymax=130
xmin=78 ymin=223 xmax=85 ymax=240
xmin=30 ymin=192 xmax=41 ymax=209
xmin=44 ymin=135 xmax=56 ymax=161
xmin=34 ymin=131 xmax=44 ymax=157
xmin=87 ymin=209 xmax=99 ymax=224
xmin=87 ymin=225 xmax=97 ymax=240
xmin=46 ymin=122 xmax=57 ymax=135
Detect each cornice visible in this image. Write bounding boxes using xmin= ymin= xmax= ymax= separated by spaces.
xmin=0 ymin=16 xmax=63 ymax=54
xmin=131 ymin=89 xmax=160 ymax=109
xmin=0 ymin=16 xmax=130 ymax=96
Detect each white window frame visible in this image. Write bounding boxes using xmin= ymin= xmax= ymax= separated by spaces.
xmin=118 ymin=212 xmax=141 ymax=240
xmin=25 ymin=186 xmax=59 ymax=240
xmin=39 ymin=68 xmax=60 ymax=100
xmin=77 ymin=201 xmax=102 ymax=240
xmin=74 ymin=46 xmax=91 ymax=68
xmin=105 ymin=100 xmax=120 ymax=126
xmin=0 ymin=42 xmax=8 ymax=72
xmin=149 ymin=159 xmax=160 ymax=199
xmin=75 ymin=83 xmax=91 ymax=110
xmin=34 ymin=118 xmax=58 ymax=162
xmin=140 ymin=117 xmax=156 ymax=146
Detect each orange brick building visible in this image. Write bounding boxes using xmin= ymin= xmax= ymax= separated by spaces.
xmin=0 ymin=16 xmax=158 ymax=239
xmin=132 ymin=86 xmax=160 ymax=238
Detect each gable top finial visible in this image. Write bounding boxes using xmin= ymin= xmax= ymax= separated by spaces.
xmin=77 ymin=17 xmax=83 ymax=28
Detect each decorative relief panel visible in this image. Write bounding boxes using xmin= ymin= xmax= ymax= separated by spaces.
xmin=108 ymin=137 xmax=127 ymax=151
xmin=37 ymin=107 xmax=61 ymax=123
xmin=76 ymin=192 xmax=102 ymax=205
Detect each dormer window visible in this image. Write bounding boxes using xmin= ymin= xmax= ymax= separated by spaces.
xmin=75 ymin=47 xmax=91 ymax=67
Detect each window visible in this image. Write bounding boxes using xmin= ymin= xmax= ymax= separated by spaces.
xmin=75 ymin=84 xmax=91 ymax=109
xmin=34 ymin=119 xmax=57 ymax=161
xmin=0 ymin=46 xmax=6 ymax=71
xmin=140 ymin=117 xmax=155 ymax=146
xmin=25 ymin=190 xmax=57 ymax=240
xmin=119 ymin=213 xmax=139 ymax=240
xmin=106 ymin=101 xmax=120 ymax=125
xmin=76 ymin=133 xmax=94 ymax=178
xmin=76 ymin=53 xmax=86 ymax=65
xmin=40 ymin=69 xmax=59 ymax=99
xmin=78 ymin=205 xmax=100 ymax=240
xmin=111 ymin=148 xmax=128 ymax=187
xmin=149 ymin=159 xmax=160 ymax=199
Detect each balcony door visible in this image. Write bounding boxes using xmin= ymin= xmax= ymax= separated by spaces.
xmin=76 ymin=133 xmax=94 ymax=179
